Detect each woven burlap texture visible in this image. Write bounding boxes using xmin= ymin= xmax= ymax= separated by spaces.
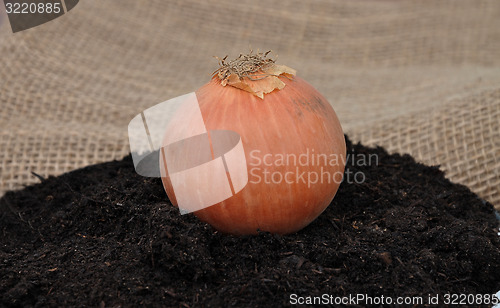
xmin=1 ymin=0 xmax=499 ymax=209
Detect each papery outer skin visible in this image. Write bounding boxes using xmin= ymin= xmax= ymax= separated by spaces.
xmin=161 ymin=76 xmax=346 ymax=235
xmin=223 ymin=63 xmax=297 ymax=99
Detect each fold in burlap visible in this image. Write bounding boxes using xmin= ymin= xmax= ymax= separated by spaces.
xmin=0 ymin=0 xmax=499 ymax=209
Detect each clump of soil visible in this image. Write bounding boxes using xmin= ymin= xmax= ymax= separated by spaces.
xmin=1 ymin=137 xmax=499 ymax=307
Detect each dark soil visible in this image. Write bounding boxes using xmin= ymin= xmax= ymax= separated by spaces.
xmin=1 ymin=137 xmax=499 ymax=307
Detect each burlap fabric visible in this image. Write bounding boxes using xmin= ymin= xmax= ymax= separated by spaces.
xmin=1 ymin=0 xmax=499 ymax=209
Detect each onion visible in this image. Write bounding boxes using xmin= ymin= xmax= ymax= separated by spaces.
xmin=161 ymin=51 xmax=346 ymax=235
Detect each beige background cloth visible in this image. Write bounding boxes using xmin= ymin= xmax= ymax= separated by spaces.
xmin=0 ymin=0 xmax=499 ymax=209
